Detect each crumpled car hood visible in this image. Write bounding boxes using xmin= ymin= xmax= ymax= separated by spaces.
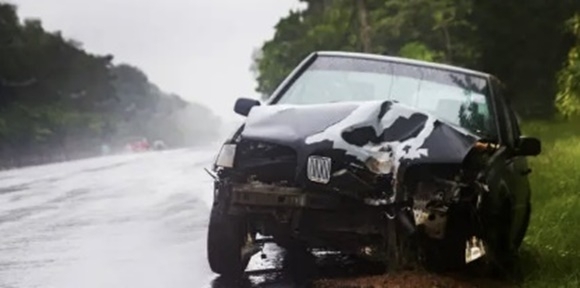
xmin=240 ymin=100 xmax=480 ymax=175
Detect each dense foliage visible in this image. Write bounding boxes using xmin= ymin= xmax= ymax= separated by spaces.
xmin=556 ymin=14 xmax=580 ymax=118
xmin=0 ymin=3 xmax=220 ymax=167
xmin=254 ymin=0 xmax=580 ymax=119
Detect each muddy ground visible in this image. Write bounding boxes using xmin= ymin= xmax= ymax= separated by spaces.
xmin=315 ymin=271 xmax=514 ymax=288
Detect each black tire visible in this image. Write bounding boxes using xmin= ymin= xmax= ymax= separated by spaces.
xmin=473 ymin=198 xmax=515 ymax=279
xmin=282 ymin=243 xmax=316 ymax=282
xmin=207 ymin=202 xmax=250 ymax=278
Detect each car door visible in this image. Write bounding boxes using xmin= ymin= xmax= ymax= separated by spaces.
xmin=490 ymin=78 xmax=531 ymax=243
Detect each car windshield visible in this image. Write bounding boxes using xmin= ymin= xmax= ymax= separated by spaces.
xmin=276 ymin=56 xmax=496 ymax=138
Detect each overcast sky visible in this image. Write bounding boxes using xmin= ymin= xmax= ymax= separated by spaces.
xmin=9 ymin=0 xmax=302 ymax=122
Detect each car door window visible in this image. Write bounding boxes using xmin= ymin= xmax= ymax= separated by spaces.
xmin=506 ymin=102 xmax=521 ymax=141
xmin=492 ymin=80 xmax=515 ymax=147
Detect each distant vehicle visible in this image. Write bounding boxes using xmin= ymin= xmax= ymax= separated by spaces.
xmin=126 ymin=138 xmax=150 ymax=152
xmin=153 ymin=140 xmax=167 ymax=151
xmin=207 ymin=51 xmax=542 ymax=278
xmin=101 ymin=144 xmax=111 ymax=156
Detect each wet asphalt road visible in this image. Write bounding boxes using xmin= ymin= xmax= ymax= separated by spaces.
xmin=0 ymin=148 xmax=303 ymax=288
xmin=0 ymin=148 xmax=384 ymax=288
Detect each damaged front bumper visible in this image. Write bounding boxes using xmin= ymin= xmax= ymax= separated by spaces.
xmin=230 ymin=181 xmax=340 ymax=210
xmin=214 ymin=158 xmax=491 ymax=267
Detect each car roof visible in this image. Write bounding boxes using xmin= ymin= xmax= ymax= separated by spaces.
xmin=315 ymin=51 xmax=491 ymax=78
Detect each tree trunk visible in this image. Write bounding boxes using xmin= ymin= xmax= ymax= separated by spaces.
xmin=357 ymin=0 xmax=372 ymax=53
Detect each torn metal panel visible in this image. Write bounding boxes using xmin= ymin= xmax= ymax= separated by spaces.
xmin=241 ymin=101 xmax=362 ymax=145
xmin=303 ymin=100 xmax=479 ymax=171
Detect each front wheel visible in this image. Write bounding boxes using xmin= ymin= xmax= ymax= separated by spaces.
xmin=207 ymin=203 xmax=252 ymax=278
xmin=469 ymin=198 xmax=516 ymax=279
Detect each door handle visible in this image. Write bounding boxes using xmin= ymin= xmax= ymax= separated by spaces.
xmin=520 ymin=168 xmax=532 ymax=176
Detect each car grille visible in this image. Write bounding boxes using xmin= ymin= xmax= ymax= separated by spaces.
xmin=306 ymin=155 xmax=332 ymax=184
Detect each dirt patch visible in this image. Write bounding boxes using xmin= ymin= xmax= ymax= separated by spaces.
xmin=314 ymin=271 xmax=515 ymax=288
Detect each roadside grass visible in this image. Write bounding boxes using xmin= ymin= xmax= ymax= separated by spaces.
xmin=519 ymin=120 xmax=580 ymax=287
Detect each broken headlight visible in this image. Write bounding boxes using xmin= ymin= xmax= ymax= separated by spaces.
xmin=215 ymin=144 xmax=237 ymax=168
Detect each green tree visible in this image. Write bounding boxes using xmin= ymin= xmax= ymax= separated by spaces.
xmin=0 ymin=2 xmax=221 ymax=166
xmin=556 ymin=14 xmax=580 ymax=118
xmin=253 ymin=0 xmax=580 ymax=118
xmin=255 ymin=0 xmax=363 ymax=98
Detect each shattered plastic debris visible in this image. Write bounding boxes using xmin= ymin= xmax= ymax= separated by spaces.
xmin=465 ymin=236 xmax=486 ymax=263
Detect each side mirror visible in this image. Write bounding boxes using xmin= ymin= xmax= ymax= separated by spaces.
xmin=234 ymin=98 xmax=261 ymax=116
xmin=516 ymin=136 xmax=541 ymax=156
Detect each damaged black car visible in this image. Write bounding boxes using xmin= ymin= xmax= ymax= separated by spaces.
xmin=206 ymin=51 xmax=542 ymax=278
